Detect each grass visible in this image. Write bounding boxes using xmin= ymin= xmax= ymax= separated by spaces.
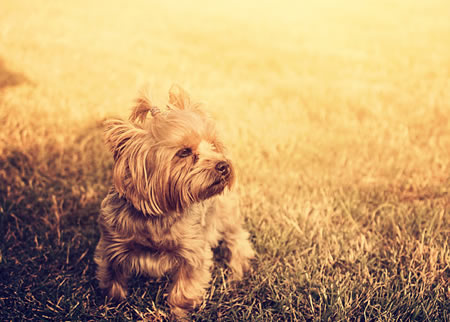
xmin=0 ymin=0 xmax=449 ymax=320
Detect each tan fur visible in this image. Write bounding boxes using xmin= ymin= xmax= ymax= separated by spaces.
xmin=94 ymin=85 xmax=254 ymax=318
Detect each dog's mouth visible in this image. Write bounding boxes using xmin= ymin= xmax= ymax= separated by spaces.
xmin=198 ymin=177 xmax=229 ymax=200
xmin=210 ymin=170 xmax=233 ymax=189
xmin=207 ymin=178 xmax=227 ymax=194
xmin=210 ymin=178 xmax=225 ymax=188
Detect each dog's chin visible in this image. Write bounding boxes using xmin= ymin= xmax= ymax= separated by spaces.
xmin=199 ymin=179 xmax=228 ymax=201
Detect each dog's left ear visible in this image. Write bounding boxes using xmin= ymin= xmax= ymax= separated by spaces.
xmin=104 ymin=119 xmax=147 ymax=161
xmin=130 ymin=89 xmax=161 ymax=123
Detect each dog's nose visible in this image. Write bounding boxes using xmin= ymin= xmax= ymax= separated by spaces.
xmin=215 ymin=161 xmax=230 ymax=176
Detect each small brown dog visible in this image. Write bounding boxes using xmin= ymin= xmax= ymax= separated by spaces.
xmin=94 ymin=85 xmax=254 ymax=317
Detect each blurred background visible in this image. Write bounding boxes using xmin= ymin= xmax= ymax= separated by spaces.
xmin=1 ymin=0 xmax=449 ymax=188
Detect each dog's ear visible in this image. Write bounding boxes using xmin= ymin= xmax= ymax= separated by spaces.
xmin=130 ymin=89 xmax=161 ymax=123
xmin=104 ymin=119 xmax=146 ymax=161
xmin=104 ymin=119 xmax=159 ymax=214
xmin=168 ymin=84 xmax=193 ymax=110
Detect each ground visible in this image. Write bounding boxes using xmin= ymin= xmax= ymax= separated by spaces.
xmin=0 ymin=0 xmax=449 ymax=320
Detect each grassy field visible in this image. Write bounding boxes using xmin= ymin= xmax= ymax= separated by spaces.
xmin=1 ymin=0 xmax=449 ymax=320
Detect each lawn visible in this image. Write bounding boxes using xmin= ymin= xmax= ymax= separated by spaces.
xmin=0 ymin=0 xmax=449 ymax=320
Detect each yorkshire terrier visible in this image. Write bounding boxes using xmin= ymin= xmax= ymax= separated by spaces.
xmin=94 ymin=85 xmax=254 ymax=317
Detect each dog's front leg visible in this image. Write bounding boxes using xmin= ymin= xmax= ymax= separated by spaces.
xmin=222 ymin=227 xmax=255 ymax=281
xmin=94 ymin=237 xmax=130 ymax=300
xmin=167 ymin=246 xmax=213 ymax=318
xmin=213 ymin=196 xmax=255 ymax=281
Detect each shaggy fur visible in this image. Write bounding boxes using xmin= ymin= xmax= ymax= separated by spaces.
xmin=94 ymin=85 xmax=254 ymax=317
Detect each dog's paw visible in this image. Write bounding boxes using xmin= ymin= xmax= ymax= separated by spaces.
xmin=169 ymin=306 xmax=190 ymax=320
xmin=228 ymin=245 xmax=255 ymax=281
xmin=105 ymin=280 xmax=128 ymax=301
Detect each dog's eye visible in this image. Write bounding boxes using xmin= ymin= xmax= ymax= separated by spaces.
xmin=176 ymin=148 xmax=192 ymax=158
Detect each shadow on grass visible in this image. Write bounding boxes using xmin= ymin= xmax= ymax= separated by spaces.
xmin=0 ymin=58 xmax=28 ymax=91
xmin=0 ymin=117 xmax=171 ymax=319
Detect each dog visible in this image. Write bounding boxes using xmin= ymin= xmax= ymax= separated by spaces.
xmin=94 ymin=85 xmax=254 ymax=317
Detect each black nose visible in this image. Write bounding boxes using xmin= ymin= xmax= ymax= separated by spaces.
xmin=215 ymin=161 xmax=230 ymax=176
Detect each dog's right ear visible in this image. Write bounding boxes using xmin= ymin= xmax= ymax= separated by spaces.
xmin=104 ymin=119 xmax=146 ymax=161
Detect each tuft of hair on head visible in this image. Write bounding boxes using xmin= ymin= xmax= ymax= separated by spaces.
xmin=129 ymin=88 xmax=161 ymax=123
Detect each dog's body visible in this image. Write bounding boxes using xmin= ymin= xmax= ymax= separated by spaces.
xmin=94 ymin=85 xmax=254 ymax=317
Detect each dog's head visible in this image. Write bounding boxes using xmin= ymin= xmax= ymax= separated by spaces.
xmin=104 ymin=85 xmax=235 ymax=215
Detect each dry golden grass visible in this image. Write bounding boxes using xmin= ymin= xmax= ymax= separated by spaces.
xmin=0 ymin=0 xmax=449 ymax=320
